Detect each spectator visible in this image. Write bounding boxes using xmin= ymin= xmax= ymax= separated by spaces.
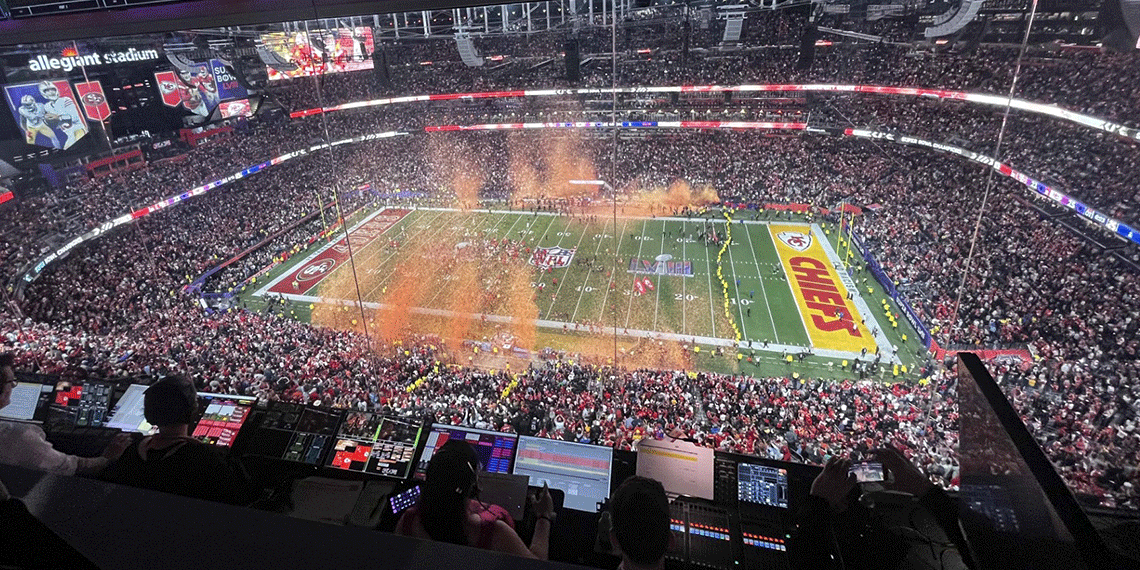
xmin=396 ymin=439 xmax=553 ymax=559
xmin=608 ymin=475 xmax=672 ymax=570
xmin=0 ymin=353 xmax=131 ymax=476
xmin=100 ymin=375 xmax=251 ymax=505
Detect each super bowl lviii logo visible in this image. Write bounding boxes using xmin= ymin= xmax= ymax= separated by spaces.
xmin=5 ymin=79 xmax=90 ymax=150
xmin=529 ymin=246 xmax=576 ymax=269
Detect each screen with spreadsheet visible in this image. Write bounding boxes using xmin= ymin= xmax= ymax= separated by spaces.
xmin=738 ymin=462 xmax=789 ymax=509
xmin=415 ymin=424 xmax=517 ymax=479
xmin=513 ymin=436 xmax=612 ymax=512
xmin=103 ymin=384 xmax=154 ymax=434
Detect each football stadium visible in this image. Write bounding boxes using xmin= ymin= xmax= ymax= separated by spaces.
xmin=1 ymin=1 xmax=1139 ymax=569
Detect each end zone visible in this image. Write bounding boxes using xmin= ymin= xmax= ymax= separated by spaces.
xmin=257 ymin=208 xmax=409 ymax=297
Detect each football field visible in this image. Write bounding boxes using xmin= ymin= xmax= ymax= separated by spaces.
xmin=254 ymin=207 xmax=906 ymax=366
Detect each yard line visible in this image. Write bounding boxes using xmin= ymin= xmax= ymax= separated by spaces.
xmin=653 ymin=219 xmax=668 ymax=331
xmin=765 ymin=223 xmax=813 ymax=348
xmin=743 ymin=222 xmax=780 ymax=344
xmin=681 ymin=220 xmax=688 ymax=335
xmin=724 ymin=223 xmax=750 ymax=342
xmin=358 ymin=209 xmax=451 ymax=300
xmin=544 ymin=219 xmax=590 ymax=319
xmin=364 ymin=209 xmax=483 ymax=301
xmin=701 ymin=221 xmax=718 ymax=340
xmin=623 ymin=219 xmax=650 ymax=330
xmin=420 ymin=211 xmax=511 ymax=308
xmin=569 ymin=217 xmax=613 ymax=324
xmin=595 ymin=217 xmax=630 ymax=325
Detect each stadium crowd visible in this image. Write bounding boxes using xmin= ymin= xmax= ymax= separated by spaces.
xmin=2 ymin=22 xmax=1140 ymax=510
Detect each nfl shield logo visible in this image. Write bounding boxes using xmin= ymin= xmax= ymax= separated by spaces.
xmin=530 ymin=246 xmax=576 ymax=269
xmin=776 ymin=231 xmax=812 ymax=252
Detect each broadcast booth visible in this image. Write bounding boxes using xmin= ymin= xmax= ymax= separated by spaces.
xmin=0 ymin=354 xmax=1134 ymax=570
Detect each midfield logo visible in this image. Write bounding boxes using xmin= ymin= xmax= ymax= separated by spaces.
xmin=530 ymin=246 xmax=576 ymax=269
xmin=776 ymin=231 xmax=812 ymax=252
xmin=628 ymin=258 xmax=694 ymax=276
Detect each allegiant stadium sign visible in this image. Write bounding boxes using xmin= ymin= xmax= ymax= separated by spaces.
xmin=28 ymin=48 xmax=160 ymax=72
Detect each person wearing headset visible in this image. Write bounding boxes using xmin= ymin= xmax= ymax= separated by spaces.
xmin=395 ymin=439 xmax=553 ymax=559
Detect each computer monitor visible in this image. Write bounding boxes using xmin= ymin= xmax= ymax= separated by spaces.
xmin=512 ymin=436 xmax=612 ymax=512
xmin=636 ymin=437 xmax=715 ymax=500
xmin=191 ymin=392 xmax=257 ymax=448
xmin=326 ymin=411 xmax=424 ymax=479
xmin=415 ymin=424 xmax=518 ymax=479
xmin=0 ymin=382 xmax=45 ymax=421
xmin=957 ymin=353 xmax=1118 ymax=570
xmin=47 ymin=381 xmax=114 ymax=427
xmin=103 ymin=384 xmax=155 ymax=434
xmin=737 ymin=462 xmax=789 ymax=509
xmin=242 ymin=402 xmax=343 ymax=465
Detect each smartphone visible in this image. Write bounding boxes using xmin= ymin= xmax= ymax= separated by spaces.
xmin=850 ymin=462 xmax=885 ymax=483
xmin=389 ymin=485 xmax=421 ymax=514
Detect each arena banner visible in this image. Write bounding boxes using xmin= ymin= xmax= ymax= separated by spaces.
xmin=209 ymin=58 xmax=247 ymax=101
xmin=288 ymin=83 xmax=1140 ymax=143
xmin=4 ymin=79 xmax=89 ymax=150
xmin=930 ymin=342 xmax=1033 ymax=371
xmin=768 ymin=224 xmax=877 ymax=353
xmin=73 ymin=80 xmax=111 ymax=121
xmin=155 ymin=69 xmax=214 ymax=118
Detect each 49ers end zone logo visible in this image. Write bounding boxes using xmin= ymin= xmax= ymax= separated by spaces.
xmin=298 ymin=258 xmax=336 ymax=282
xmin=776 ymin=231 xmax=812 ymax=252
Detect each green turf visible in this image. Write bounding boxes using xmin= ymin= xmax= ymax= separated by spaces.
xmin=242 ymin=206 xmax=928 ymax=381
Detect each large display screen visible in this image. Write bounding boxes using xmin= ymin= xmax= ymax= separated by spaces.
xmin=242 ymin=403 xmax=343 ymax=465
xmin=4 ymin=79 xmax=90 ymax=150
xmin=326 ymin=411 xmax=423 ymax=479
xmin=415 ymin=424 xmax=518 ymax=479
xmin=513 ymin=436 xmax=612 ymax=512
xmin=191 ymin=392 xmax=257 ymax=447
xmin=260 ymin=28 xmax=374 ymax=81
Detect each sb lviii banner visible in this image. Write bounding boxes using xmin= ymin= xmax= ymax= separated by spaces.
xmin=4 ymin=79 xmax=90 ymax=150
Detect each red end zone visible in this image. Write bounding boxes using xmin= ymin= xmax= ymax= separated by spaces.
xmin=268 ymin=209 xmax=409 ymax=295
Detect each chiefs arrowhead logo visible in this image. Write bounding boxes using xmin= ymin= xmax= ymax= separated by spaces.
xmin=777 ymin=231 xmax=812 ymax=252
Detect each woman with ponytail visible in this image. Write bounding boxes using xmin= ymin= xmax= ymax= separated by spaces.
xmin=396 ymin=439 xmax=553 ymax=559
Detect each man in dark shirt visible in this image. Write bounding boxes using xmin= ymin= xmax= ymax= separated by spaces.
xmin=788 ymin=448 xmax=973 ymax=569
xmin=101 ymin=376 xmax=251 ymax=505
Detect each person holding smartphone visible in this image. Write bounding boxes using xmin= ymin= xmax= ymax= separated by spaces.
xmin=788 ymin=447 xmax=974 ymax=569
xmin=395 ymin=439 xmax=554 ymax=560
